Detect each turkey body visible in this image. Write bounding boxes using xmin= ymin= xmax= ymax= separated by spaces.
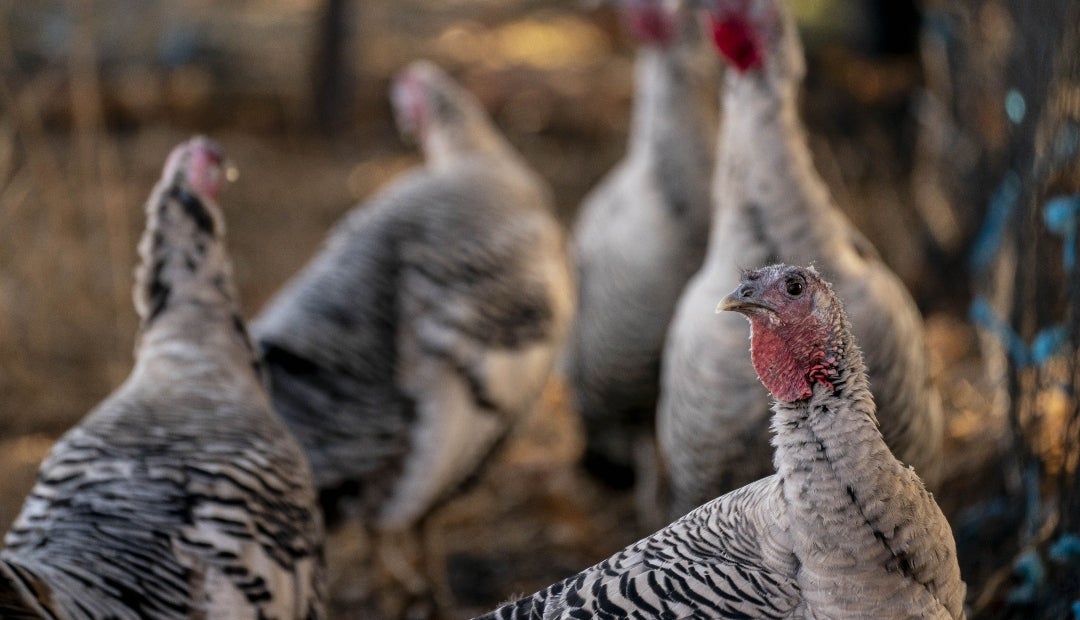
xmin=478 ymin=265 xmax=965 ymax=620
xmin=480 ymin=475 xmax=803 ymax=620
xmin=251 ymin=62 xmax=574 ymax=530
xmin=658 ymin=1 xmax=944 ymax=517
xmin=0 ymin=138 xmax=325 ymax=619
xmin=565 ymin=2 xmax=718 ymax=488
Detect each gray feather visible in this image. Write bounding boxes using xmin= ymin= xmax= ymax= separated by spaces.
xmin=0 ymin=137 xmax=325 ymax=619
xmin=566 ymin=6 xmax=719 ymax=483
xmin=251 ymin=62 xmax=574 ymax=530
xmin=658 ymin=0 xmax=944 ymax=517
xmin=479 ymin=476 xmax=802 ymax=620
xmin=479 ymin=266 xmax=964 ymax=619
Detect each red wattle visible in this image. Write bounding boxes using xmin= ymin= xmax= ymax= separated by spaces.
xmin=710 ymin=15 xmax=764 ymax=72
xmin=746 ymin=315 xmax=840 ymax=403
xmin=748 ymin=319 xmax=814 ymax=403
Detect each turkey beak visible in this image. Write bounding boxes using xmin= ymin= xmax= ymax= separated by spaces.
xmin=716 ymin=281 xmax=771 ymax=315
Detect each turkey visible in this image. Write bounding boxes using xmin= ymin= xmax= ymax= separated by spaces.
xmin=0 ymin=137 xmax=325 ymax=619
xmin=478 ymin=265 xmax=966 ymax=620
xmin=658 ymin=0 xmax=944 ymax=517
xmin=249 ymin=60 xmax=573 ymax=599
xmin=565 ymin=0 xmax=719 ymax=490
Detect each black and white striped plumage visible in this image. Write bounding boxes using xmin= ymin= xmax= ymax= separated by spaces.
xmin=250 ymin=61 xmax=574 ymax=530
xmin=658 ymin=0 xmax=944 ymax=518
xmin=565 ymin=0 xmax=718 ymax=489
xmin=480 ymin=476 xmax=801 ymax=620
xmin=479 ymin=265 xmax=965 ymax=620
xmin=0 ymin=138 xmax=325 ymax=619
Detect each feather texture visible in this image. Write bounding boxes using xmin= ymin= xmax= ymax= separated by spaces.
xmin=479 ymin=476 xmax=802 ymax=620
xmin=0 ymin=137 xmax=325 ymax=619
xmin=566 ymin=0 xmax=719 ymax=488
xmin=251 ymin=61 xmax=574 ymax=529
xmin=478 ymin=266 xmax=964 ymax=619
xmin=658 ymin=0 xmax=944 ymax=517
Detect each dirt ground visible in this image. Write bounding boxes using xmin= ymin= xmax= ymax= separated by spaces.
xmin=0 ymin=1 xmax=1020 ymax=618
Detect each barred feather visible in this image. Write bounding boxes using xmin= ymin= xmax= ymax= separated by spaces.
xmin=480 ymin=266 xmax=964 ymax=619
xmin=251 ymin=61 xmax=574 ymax=529
xmin=0 ymin=137 xmax=325 ymax=619
xmin=479 ymin=476 xmax=802 ymax=620
xmin=658 ymin=0 xmax=944 ymax=518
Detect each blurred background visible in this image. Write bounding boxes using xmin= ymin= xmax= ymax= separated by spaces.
xmin=0 ymin=0 xmax=1077 ymax=618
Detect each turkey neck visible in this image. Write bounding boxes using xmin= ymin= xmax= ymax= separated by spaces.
xmin=769 ymin=326 xmax=916 ymax=587
xmin=422 ymin=100 xmax=525 ymax=175
xmin=627 ymin=11 xmax=717 ymax=198
xmin=704 ymin=70 xmax=840 ymax=269
xmin=133 ymin=179 xmax=259 ymax=380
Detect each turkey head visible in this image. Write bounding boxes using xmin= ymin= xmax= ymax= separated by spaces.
xmin=702 ymin=0 xmax=803 ymax=82
xmin=718 ymin=264 xmax=844 ymax=403
xmin=390 ymin=60 xmax=509 ymax=168
xmin=162 ymin=136 xmax=226 ymax=202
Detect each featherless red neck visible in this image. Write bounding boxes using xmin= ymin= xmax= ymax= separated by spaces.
xmin=746 ymin=308 xmax=842 ymax=402
xmin=719 ymin=265 xmax=844 ymax=403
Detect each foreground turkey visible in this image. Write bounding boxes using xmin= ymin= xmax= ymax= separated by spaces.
xmin=566 ymin=0 xmax=718 ymax=490
xmin=479 ymin=264 xmax=966 ymax=619
xmin=658 ymin=0 xmax=944 ymax=517
xmin=251 ymin=61 xmax=573 ymax=533
xmin=0 ymin=138 xmax=325 ymax=619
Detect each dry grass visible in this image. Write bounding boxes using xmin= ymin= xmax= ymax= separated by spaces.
xmin=0 ymin=4 xmax=635 ymax=616
xmin=0 ymin=1 xmax=1043 ymax=618
xmin=0 ymin=0 xmax=626 ymax=438
xmin=1 ymin=12 xmax=134 ymax=434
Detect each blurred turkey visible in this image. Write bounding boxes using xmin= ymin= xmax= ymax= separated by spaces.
xmin=658 ymin=0 xmax=944 ymax=517
xmin=250 ymin=60 xmax=573 ymax=599
xmin=565 ymin=0 xmax=719 ymax=491
xmin=0 ymin=138 xmax=325 ymax=619
xmin=479 ymin=265 xmax=965 ymax=619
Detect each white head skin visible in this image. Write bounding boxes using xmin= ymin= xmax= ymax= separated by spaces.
xmin=390 ymin=60 xmax=507 ymax=167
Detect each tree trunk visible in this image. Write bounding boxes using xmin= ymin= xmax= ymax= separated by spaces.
xmin=312 ymin=0 xmax=355 ymax=135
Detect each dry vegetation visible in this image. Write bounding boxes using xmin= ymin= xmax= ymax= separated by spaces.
xmin=0 ymin=1 xmax=1051 ymax=618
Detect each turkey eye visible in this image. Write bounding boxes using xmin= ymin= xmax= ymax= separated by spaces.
xmin=785 ymin=278 xmax=804 ymax=296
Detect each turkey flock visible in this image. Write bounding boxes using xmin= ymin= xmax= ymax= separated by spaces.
xmin=2 ymin=0 xmax=981 ymax=618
